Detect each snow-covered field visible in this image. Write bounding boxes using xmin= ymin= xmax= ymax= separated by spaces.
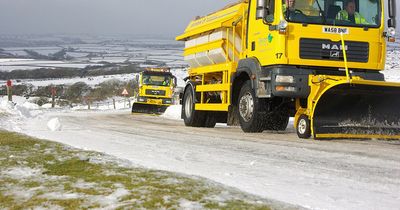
xmin=0 ymin=36 xmax=184 ymax=71
xmin=0 ymin=66 xmax=188 ymax=89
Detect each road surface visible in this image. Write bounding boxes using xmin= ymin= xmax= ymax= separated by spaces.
xmin=20 ymin=111 xmax=400 ymax=210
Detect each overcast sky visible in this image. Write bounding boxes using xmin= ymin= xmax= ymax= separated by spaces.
xmin=0 ymin=0 xmax=398 ymax=37
xmin=0 ymin=0 xmax=236 ymax=37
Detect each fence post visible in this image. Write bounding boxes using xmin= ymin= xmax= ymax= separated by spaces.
xmin=52 ymin=95 xmax=55 ymax=108
xmin=6 ymin=86 xmax=12 ymax=102
xmin=113 ymin=99 xmax=116 ymax=110
xmin=51 ymin=87 xmax=56 ymax=108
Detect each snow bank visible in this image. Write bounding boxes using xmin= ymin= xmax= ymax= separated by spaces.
xmin=41 ymin=103 xmax=61 ymax=109
xmin=161 ymin=105 xmax=182 ymax=120
xmin=0 ymin=99 xmax=15 ymax=111
xmin=0 ymin=96 xmax=41 ymax=118
xmin=22 ymin=102 xmax=39 ymax=110
xmin=47 ymin=118 xmax=62 ymax=131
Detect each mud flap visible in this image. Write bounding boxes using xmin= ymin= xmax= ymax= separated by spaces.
xmin=132 ymin=103 xmax=168 ymax=115
xmin=313 ymin=83 xmax=400 ymax=139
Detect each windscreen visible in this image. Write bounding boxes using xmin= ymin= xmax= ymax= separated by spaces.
xmin=282 ymin=0 xmax=381 ymax=27
xmin=142 ymin=75 xmax=171 ymax=87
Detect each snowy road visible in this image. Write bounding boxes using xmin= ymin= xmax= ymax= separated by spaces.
xmin=15 ymin=111 xmax=400 ymax=210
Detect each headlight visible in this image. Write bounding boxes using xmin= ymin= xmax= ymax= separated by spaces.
xmin=388 ymin=27 xmax=396 ymax=37
xmin=276 ymin=75 xmax=294 ymax=83
xmin=279 ymin=20 xmax=288 ymax=30
xmin=163 ymin=99 xmax=172 ymax=104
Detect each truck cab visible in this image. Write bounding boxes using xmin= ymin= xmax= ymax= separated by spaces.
xmin=247 ymin=0 xmax=391 ymax=99
xmin=132 ymin=68 xmax=177 ymax=114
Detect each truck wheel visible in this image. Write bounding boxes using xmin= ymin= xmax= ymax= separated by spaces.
xmin=264 ymin=108 xmax=289 ymax=131
xmin=204 ymin=113 xmax=217 ymax=128
xmin=238 ymin=81 xmax=264 ymax=133
xmin=182 ymin=88 xmax=205 ymax=127
xmin=297 ymin=115 xmax=311 ymax=139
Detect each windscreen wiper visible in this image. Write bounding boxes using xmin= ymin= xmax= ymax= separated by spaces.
xmin=315 ymin=0 xmax=326 ymax=24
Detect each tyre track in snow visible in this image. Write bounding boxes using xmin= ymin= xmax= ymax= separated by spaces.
xmin=22 ymin=111 xmax=400 ymax=210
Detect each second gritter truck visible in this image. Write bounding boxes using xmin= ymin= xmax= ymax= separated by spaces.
xmin=176 ymin=0 xmax=399 ymax=139
xmin=132 ymin=67 xmax=177 ymax=114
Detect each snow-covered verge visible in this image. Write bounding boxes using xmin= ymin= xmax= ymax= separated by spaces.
xmin=0 ymin=132 xmax=283 ymax=209
xmin=0 ymin=96 xmax=144 ymax=143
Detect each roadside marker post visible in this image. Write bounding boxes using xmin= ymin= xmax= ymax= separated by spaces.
xmin=6 ymin=80 xmax=12 ymax=102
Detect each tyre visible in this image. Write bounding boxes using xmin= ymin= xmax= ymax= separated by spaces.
xmin=296 ymin=115 xmax=311 ymax=139
xmin=182 ymin=87 xmax=206 ymax=127
xmin=204 ymin=113 xmax=217 ymax=128
xmin=238 ymin=81 xmax=264 ymax=133
xmin=264 ymin=108 xmax=289 ymax=131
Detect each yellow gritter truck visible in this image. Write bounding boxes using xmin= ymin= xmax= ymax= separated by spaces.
xmin=176 ymin=0 xmax=399 ymax=139
xmin=132 ymin=67 xmax=177 ymax=114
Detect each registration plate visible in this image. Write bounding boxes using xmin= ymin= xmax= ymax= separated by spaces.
xmin=322 ymin=27 xmax=349 ymax=35
xmin=147 ymin=99 xmax=161 ymax=104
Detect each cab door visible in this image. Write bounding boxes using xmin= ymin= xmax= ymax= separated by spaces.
xmin=246 ymin=0 xmax=287 ymax=66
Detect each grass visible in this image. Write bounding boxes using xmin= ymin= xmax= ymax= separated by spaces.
xmin=0 ymin=131 xmax=274 ymax=209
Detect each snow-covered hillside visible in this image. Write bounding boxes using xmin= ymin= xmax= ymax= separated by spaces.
xmin=0 ymin=36 xmax=184 ymax=72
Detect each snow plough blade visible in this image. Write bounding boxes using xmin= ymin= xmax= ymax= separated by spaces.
xmin=131 ymin=103 xmax=168 ymax=115
xmin=312 ymin=79 xmax=400 ymax=139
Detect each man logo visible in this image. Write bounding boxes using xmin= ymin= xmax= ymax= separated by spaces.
xmin=330 ymin=51 xmax=340 ymax=58
xmin=322 ymin=44 xmax=348 ymax=51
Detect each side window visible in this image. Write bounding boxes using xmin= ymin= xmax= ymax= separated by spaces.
xmin=256 ymin=0 xmax=275 ymax=22
xmin=359 ymin=0 xmax=379 ymax=24
xmin=334 ymin=1 xmax=343 ymax=8
xmin=312 ymin=1 xmax=325 ymax=11
xmin=267 ymin=0 xmax=275 ymax=18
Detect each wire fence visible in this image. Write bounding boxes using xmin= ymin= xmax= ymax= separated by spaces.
xmin=83 ymin=98 xmax=133 ymax=110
